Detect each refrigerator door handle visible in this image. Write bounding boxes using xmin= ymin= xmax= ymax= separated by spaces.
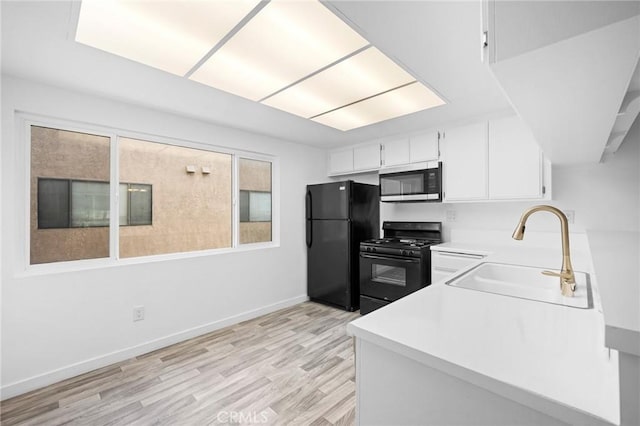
xmin=305 ymin=189 xmax=312 ymax=248
xmin=305 ymin=189 xmax=312 ymax=220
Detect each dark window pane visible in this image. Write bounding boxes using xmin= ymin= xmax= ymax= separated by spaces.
xmin=37 ymin=179 xmax=69 ymax=229
xmin=239 ymin=190 xmax=250 ymax=222
xmin=129 ymin=184 xmax=152 ymax=225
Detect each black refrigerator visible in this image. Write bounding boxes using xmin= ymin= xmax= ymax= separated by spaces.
xmin=306 ymin=181 xmax=379 ymax=311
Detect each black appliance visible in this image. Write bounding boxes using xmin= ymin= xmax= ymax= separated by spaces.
xmin=379 ymin=161 xmax=442 ymax=202
xmin=306 ymin=181 xmax=380 ymax=311
xmin=359 ymin=221 xmax=442 ymax=315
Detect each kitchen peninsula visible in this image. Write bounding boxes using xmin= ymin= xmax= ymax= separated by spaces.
xmin=348 ymin=235 xmax=621 ymax=425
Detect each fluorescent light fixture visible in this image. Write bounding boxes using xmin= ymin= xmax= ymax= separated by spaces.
xmin=311 ymin=82 xmax=446 ymax=131
xmin=76 ymin=0 xmax=260 ymax=76
xmin=262 ymin=47 xmax=417 ymax=118
xmin=75 ymin=0 xmax=446 ymax=131
xmin=189 ymin=0 xmax=369 ymax=101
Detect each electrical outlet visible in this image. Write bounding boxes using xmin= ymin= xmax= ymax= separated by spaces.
xmin=133 ymin=306 xmax=145 ymax=322
xmin=445 ymin=210 xmax=457 ymax=222
xmin=563 ymin=210 xmax=575 ymax=224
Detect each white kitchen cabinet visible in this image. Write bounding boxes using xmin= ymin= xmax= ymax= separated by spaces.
xmin=482 ymin=1 xmax=640 ymax=164
xmin=353 ymin=338 xmax=597 ymax=426
xmin=327 ymin=148 xmax=354 ymax=175
xmin=328 ymin=143 xmax=382 ymax=176
xmin=381 ymin=138 xmax=410 ymax=167
xmin=353 ymin=144 xmax=381 ymax=171
xmin=410 ymin=131 xmax=440 ymax=162
xmin=442 ymin=122 xmax=489 ymax=201
xmin=488 ymin=116 xmax=544 ymax=200
xmin=443 ymin=117 xmax=550 ymax=202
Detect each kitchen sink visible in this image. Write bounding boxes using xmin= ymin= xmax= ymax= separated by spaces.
xmin=446 ymin=262 xmax=592 ymax=309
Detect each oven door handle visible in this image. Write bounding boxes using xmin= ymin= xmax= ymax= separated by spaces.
xmin=360 ymin=253 xmax=420 ymax=263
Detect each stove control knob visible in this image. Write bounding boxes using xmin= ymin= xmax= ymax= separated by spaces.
xmin=371 ymin=247 xmax=376 ymax=253
xmin=401 ymin=250 xmax=407 ymax=256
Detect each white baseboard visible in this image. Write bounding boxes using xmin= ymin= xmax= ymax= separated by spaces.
xmin=1 ymin=295 xmax=309 ymax=400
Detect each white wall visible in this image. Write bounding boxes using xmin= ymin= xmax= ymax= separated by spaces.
xmin=0 ymin=76 xmax=327 ymax=398
xmin=352 ymin=115 xmax=640 ymax=243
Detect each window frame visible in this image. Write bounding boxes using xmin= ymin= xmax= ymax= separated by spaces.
xmin=20 ymin=114 xmax=279 ymax=275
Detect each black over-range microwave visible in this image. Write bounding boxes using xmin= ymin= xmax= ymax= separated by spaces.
xmin=379 ymin=161 xmax=442 ymax=202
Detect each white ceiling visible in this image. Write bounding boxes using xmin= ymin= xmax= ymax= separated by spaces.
xmin=1 ymin=1 xmax=513 ymax=148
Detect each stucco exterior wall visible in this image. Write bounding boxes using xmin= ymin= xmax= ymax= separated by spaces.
xmin=119 ymin=137 xmax=232 ymax=258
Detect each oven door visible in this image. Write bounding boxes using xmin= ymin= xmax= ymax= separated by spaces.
xmin=360 ymin=253 xmax=425 ymax=302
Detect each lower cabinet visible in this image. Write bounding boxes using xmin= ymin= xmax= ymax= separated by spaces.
xmin=354 ymin=339 xmax=573 ymax=426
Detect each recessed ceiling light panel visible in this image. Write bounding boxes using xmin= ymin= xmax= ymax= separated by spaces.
xmin=262 ymin=47 xmax=417 ymax=118
xmin=75 ymin=0 xmax=446 ymax=131
xmin=76 ymin=0 xmax=261 ymax=76
xmin=311 ymin=82 xmax=446 ymax=131
xmin=189 ymin=0 xmax=369 ymax=101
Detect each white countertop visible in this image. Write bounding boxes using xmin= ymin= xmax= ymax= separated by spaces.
xmin=348 ymin=242 xmax=620 ymax=425
xmin=587 ymin=231 xmax=640 ymax=356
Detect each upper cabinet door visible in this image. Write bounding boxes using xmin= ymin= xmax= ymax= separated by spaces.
xmin=483 ymin=0 xmax=640 ymax=163
xmin=443 ymin=122 xmax=488 ymax=201
xmin=328 ymin=149 xmax=354 ymax=175
xmin=488 ymin=116 xmax=543 ymax=200
xmin=382 ymin=138 xmax=410 ymax=167
xmin=409 ymin=132 xmax=439 ymax=162
xmin=353 ymin=144 xmax=381 ymax=171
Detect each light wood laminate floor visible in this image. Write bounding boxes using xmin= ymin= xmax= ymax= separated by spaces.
xmin=1 ymin=302 xmax=360 ymax=425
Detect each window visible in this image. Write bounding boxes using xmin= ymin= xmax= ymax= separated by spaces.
xmin=38 ymin=179 xmax=152 ymax=228
xmin=31 ymin=126 xmax=110 ymax=265
xmin=29 ymin=122 xmax=274 ymax=266
xmin=239 ymin=158 xmax=272 ymax=244
xmin=70 ymin=180 xmax=110 ymax=227
xmin=239 ymin=191 xmax=271 ymax=223
xmin=119 ymin=183 xmax=152 ymax=226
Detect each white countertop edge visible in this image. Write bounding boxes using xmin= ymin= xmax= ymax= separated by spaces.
xmin=586 ymin=231 xmax=640 ymax=355
xmin=347 ymin=323 xmax=616 ymax=426
xmin=605 ymin=325 xmax=640 ymax=357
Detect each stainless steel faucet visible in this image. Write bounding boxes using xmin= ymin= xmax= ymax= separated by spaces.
xmin=512 ymin=205 xmax=576 ymax=297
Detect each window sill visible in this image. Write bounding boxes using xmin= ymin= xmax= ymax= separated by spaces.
xmin=16 ymin=241 xmax=280 ymax=277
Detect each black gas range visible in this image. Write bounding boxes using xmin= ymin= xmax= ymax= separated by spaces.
xmin=359 ymin=221 xmax=442 ymax=315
